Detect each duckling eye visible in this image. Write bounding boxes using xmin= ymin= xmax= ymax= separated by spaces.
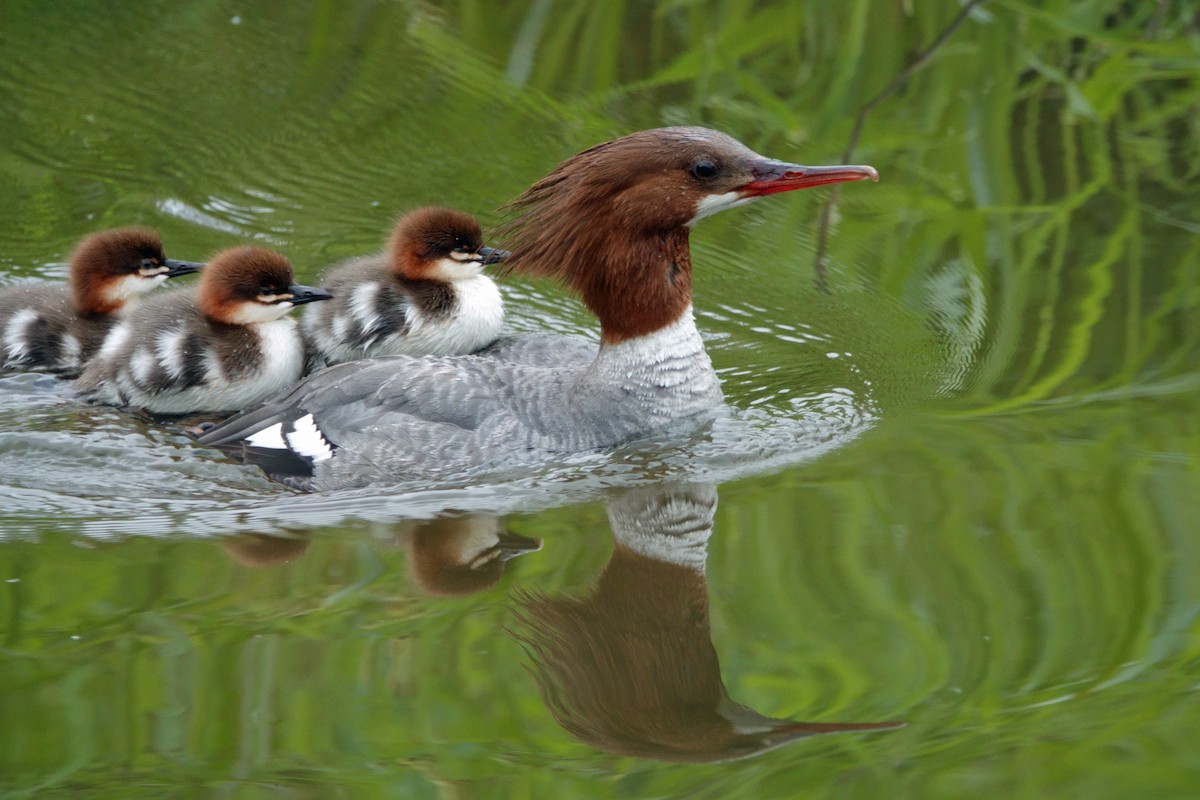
xmin=140 ymin=258 xmax=158 ymax=270
xmin=691 ymin=159 xmax=719 ymax=180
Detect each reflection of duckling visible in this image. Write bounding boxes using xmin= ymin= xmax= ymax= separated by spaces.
xmin=512 ymin=485 xmax=901 ymax=763
xmin=403 ymin=516 xmax=542 ymax=597
xmin=220 ymin=533 xmax=310 ymax=567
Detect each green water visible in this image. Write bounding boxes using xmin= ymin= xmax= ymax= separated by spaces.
xmin=1 ymin=1 xmax=1198 ymax=797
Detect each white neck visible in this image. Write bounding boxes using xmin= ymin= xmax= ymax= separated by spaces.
xmin=586 ymin=307 xmax=723 ymax=415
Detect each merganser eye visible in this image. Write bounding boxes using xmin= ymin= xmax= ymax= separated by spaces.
xmin=691 ymin=159 xmax=718 ymax=180
xmin=140 ymin=258 xmax=158 ymax=270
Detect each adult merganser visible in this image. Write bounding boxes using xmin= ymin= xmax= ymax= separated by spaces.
xmin=198 ymin=127 xmax=877 ymax=489
xmin=0 ymin=228 xmax=203 ymax=374
xmin=303 ymin=207 xmax=507 ymax=367
xmin=75 ymin=246 xmax=331 ymax=415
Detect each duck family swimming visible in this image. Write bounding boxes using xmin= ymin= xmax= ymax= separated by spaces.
xmin=198 ymin=127 xmax=877 ymax=490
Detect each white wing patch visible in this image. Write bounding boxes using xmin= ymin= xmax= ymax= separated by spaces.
xmin=331 ymin=314 xmax=349 ymax=341
xmin=285 ymin=414 xmax=334 ymax=461
xmin=246 ymin=422 xmax=287 ymax=449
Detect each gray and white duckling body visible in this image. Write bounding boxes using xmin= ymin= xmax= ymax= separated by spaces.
xmin=0 ymin=228 xmax=202 ymax=374
xmin=303 ymin=207 xmax=506 ymax=367
xmin=75 ymin=246 xmax=331 ymax=415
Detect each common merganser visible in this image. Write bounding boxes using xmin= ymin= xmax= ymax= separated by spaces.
xmin=513 ymin=485 xmax=901 ymax=762
xmin=0 ymin=228 xmax=203 ymax=374
xmin=303 ymin=207 xmax=507 ymax=367
xmin=198 ymin=127 xmax=878 ymax=489
xmin=75 ymin=246 xmax=331 ymax=415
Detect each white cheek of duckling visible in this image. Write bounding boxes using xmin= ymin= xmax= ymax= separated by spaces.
xmin=225 ymin=298 xmax=296 ymax=325
xmin=106 ymin=273 xmax=169 ymax=303
xmin=430 ymin=255 xmax=486 ymax=282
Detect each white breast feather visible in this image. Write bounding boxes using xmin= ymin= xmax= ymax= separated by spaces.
xmin=586 ymin=306 xmax=722 ymax=420
xmin=379 ymin=275 xmax=503 ymax=356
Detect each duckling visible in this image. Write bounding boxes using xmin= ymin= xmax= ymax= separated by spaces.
xmin=303 ymin=207 xmax=506 ymax=367
xmin=0 ymin=228 xmax=202 ymax=374
xmin=75 ymin=246 xmax=330 ymax=414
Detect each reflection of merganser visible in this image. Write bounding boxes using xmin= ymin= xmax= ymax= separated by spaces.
xmin=512 ymin=485 xmax=902 ymax=763
xmin=75 ymin=247 xmax=331 ymax=415
xmin=303 ymin=207 xmax=507 ymax=368
xmin=199 ymin=128 xmax=878 ymax=489
xmin=0 ymin=228 xmax=202 ymax=374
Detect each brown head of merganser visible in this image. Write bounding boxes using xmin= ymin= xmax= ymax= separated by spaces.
xmin=497 ymin=127 xmax=878 ymax=344
xmin=199 ymin=127 xmax=878 ymax=490
xmin=0 ymin=227 xmax=203 ymax=374
xmin=75 ymin=246 xmax=331 ymax=415
xmin=303 ymin=207 xmax=507 ymax=367
xmin=512 ymin=485 xmax=902 ymax=763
